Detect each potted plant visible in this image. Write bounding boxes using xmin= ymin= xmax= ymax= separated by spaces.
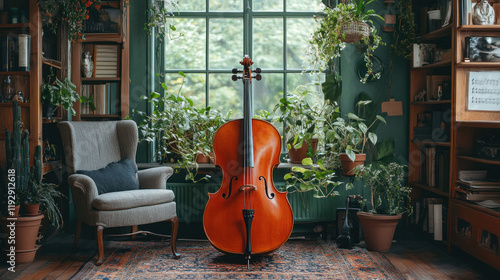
xmin=42 ymin=76 xmax=90 ymax=119
xmin=308 ymin=0 xmax=384 ymax=83
xmin=350 ymin=162 xmax=412 ymax=252
xmin=273 ymin=86 xmax=325 ymax=164
xmin=134 ymin=73 xmax=230 ymax=182
xmin=324 ymin=100 xmax=385 ymax=176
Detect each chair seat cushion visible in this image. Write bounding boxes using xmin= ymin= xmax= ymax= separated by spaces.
xmin=92 ymin=189 xmax=175 ymax=211
xmin=77 ymin=159 xmax=139 ymax=195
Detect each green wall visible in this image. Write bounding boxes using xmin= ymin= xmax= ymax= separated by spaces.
xmin=128 ymin=1 xmax=410 ymax=220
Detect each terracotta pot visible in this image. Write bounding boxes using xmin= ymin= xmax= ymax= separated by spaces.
xmin=10 ymin=205 xmax=20 ymax=217
xmin=357 ymin=211 xmax=401 ymax=252
xmin=0 ymin=214 xmax=44 ymax=264
xmin=288 ymin=139 xmax=318 ymax=164
xmin=339 ymin=153 xmax=366 ymax=176
xmin=196 ymin=153 xmax=211 ymax=163
xmin=24 ymin=203 xmax=40 ymax=216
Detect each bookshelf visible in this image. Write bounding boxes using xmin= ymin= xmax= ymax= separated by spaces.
xmin=0 ymin=0 xmax=42 ymax=166
xmin=71 ymin=0 xmax=129 ymax=120
xmin=409 ymin=0 xmax=500 ymax=270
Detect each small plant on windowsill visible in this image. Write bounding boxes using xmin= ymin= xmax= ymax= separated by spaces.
xmin=308 ymin=0 xmax=384 ymax=83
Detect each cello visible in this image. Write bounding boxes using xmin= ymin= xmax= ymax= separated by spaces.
xmin=203 ymin=56 xmax=294 ymax=268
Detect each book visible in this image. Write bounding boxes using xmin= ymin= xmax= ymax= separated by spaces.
xmin=433 ymin=204 xmax=443 ymax=241
xmin=1 ymin=36 xmax=9 ymax=71
xmin=17 ymin=34 xmax=30 ymax=71
xmin=94 ymin=45 xmax=119 ymax=78
xmin=458 ymin=170 xmax=487 ymax=181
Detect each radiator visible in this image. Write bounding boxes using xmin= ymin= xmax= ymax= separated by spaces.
xmin=167 ymin=182 xmax=339 ymax=223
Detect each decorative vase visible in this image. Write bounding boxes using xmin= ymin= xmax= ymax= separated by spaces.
xmin=81 ymin=51 xmax=94 ymax=78
xmin=473 ymin=0 xmax=495 ymax=25
xmin=339 ymin=153 xmax=366 ymax=176
xmin=288 ymin=139 xmax=318 ymax=164
xmin=0 ymin=215 xmax=44 ymax=264
xmin=357 ymin=212 xmax=401 ymax=252
xmin=340 ymin=21 xmax=370 ymax=43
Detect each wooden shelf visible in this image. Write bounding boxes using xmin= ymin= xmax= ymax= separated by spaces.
xmin=412 ymin=140 xmax=451 ymax=147
xmin=81 ymin=114 xmax=121 ymax=119
xmin=458 ymin=25 xmax=500 ymax=32
xmin=453 ymin=198 xmax=500 ymax=219
xmin=420 ymin=25 xmax=452 ymax=41
xmin=81 ymin=34 xmax=122 ymax=43
xmin=409 ymin=181 xmax=449 ymax=197
xmin=457 ymin=156 xmax=500 ymax=165
xmin=412 ymin=60 xmax=452 ymax=70
xmin=0 ymin=71 xmax=30 ymax=76
xmin=412 ymin=100 xmax=451 ymax=105
xmin=42 ymin=57 xmax=62 ymax=69
xmin=0 ymin=102 xmax=30 ymax=107
xmin=82 ymin=77 xmax=121 ymax=83
xmin=0 ymin=23 xmax=30 ymax=29
xmin=456 ymin=62 xmax=500 ymax=68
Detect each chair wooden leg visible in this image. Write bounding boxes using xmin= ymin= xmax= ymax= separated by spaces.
xmin=170 ymin=216 xmax=180 ymax=259
xmin=73 ymin=220 xmax=82 ymax=249
xmin=96 ymin=225 xmax=105 ymax=266
xmin=131 ymin=225 xmax=138 ymax=240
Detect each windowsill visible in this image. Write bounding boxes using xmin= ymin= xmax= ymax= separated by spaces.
xmin=137 ymin=162 xmax=305 ymax=170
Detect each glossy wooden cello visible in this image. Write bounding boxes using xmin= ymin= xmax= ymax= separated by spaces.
xmin=203 ymin=56 xmax=294 ymax=268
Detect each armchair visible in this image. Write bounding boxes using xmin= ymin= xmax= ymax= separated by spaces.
xmin=58 ymin=120 xmax=179 ymax=265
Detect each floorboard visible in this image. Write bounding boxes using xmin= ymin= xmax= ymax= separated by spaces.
xmin=0 ymin=229 xmax=498 ymax=279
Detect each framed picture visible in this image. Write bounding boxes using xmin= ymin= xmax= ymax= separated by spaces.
xmin=469 ymin=36 xmax=500 ymax=62
xmin=84 ymin=8 xmax=121 ymax=34
xmin=467 ymin=71 xmax=500 ymax=111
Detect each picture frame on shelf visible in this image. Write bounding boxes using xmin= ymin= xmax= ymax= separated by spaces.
xmin=467 ymin=71 xmax=500 ymax=111
xmin=469 ymin=36 xmax=500 ymax=62
xmin=84 ymin=7 xmax=121 ymax=34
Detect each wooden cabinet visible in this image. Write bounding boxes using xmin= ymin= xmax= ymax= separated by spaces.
xmin=0 ymin=0 xmax=42 ymax=165
xmin=410 ymin=0 xmax=500 ymax=270
xmin=71 ymin=1 xmax=129 ymax=120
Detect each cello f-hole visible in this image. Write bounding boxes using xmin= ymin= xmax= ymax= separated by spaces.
xmin=259 ymin=176 xmax=275 ymax=200
xmin=222 ymin=176 xmax=238 ymax=199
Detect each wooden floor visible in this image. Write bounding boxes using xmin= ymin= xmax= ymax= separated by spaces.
xmin=0 ymin=227 xmax=498 ymax=280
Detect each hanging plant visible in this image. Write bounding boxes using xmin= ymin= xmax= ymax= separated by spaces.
xmin=145 ymin=0 xmax=179 ymax=40
xmin=38 ymin=0 xmax=102 ymax=42
xmin=308 ymin=0 xmax=384 ymax=83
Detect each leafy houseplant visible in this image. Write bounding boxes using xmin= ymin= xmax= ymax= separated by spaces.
xmin=134 ymin=73 xmax=230 ymax=182
xmin=273 ymin=86 xmax=327 ymax=163
xmin=284 ymin=158 xmax=343 ymax=199
xmin=145 ymin=0 xmax=179 ymax=39
xmin=324 ymin=100 xmax=385 ymax=175
xmin=42 ymin=77 xmax=82 ymax=117
xmin=38 ymin=0 xmax=102 ymax=42
xmin=309 ymin=0 xmax=384 ymax=83
xmin=350 ymin=162 xmax=412 ymax=252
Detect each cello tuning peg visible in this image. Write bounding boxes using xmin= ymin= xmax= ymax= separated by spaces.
xmin=255 ymin=68 xmax=261 ymax=73
xmin=232 ymin=75 xmax=238 ymax=81
xmin=255 ymin=74 xmax=262 ymax=81
xmin=232 ymin=68 xmax=239 ymax=74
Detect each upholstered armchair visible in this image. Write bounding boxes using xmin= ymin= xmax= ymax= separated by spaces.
xmin=58 ymin=120 xmax=179 ymax=265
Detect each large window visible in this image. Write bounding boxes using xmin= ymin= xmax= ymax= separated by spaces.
xmin=164 ymin=0 xmax=324 ymax=118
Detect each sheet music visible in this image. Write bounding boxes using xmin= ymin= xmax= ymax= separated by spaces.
xmin=468 ymin=71 xmax=500 ymax=111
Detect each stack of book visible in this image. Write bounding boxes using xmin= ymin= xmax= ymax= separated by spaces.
xmin=94 ymin=45 xmax=119 ymax=78
xmin=456 ymin=170 xmax=500 ymax=209
xmin=419 ymin=147 xmax=450 ymax=193
xmin=412 ymin=198 xmax=447 ymax=241
xmin=81 ymin=83 xmax=118 ymax=115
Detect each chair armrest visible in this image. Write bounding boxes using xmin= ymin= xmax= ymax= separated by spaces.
xmin=68 ymin=174 xmax=99 ymax=218
xmin=137 ymin=166 xmax=174 ymax=189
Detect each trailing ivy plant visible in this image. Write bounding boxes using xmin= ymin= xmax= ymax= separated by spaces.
xmin=145 ymin=0 xmax=180 ymax=40
xmin=308 ymin=0 xmax=384 ymax=83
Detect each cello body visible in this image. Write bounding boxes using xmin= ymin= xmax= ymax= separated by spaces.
xmin=203 ymin=119 xmax=294 ymax=255
xmin=203 ymin=56 xmax=294 ymax=259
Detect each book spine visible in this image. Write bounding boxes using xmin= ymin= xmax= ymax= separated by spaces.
xmin=434 ymin=204 xmax=443 ymax=241
xmin=428 ymin=201 xmax=435 ymax=233
xmin=0 ymin=36 xmax=9 ymax=71
xmin=17 ymin=34 xmax=30 ymax=71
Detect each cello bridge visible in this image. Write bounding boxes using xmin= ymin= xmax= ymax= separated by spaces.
xmin=239 ymin=184 xmax=257 ymax=191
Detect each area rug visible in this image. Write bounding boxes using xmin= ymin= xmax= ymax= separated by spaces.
xmin=71 ymin=239 xmax=404 ymax=279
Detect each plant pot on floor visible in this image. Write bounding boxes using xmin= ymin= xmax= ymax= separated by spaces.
xmin=0 ymin=214 xmax=44 ymax=264
xmin=339 ymin=153 xmax=366 ymax=176
xmin=288 ymin=139 xmax=318 ymax=164
xmin=357 ymin=211 xmax=401 ymax=252
xmin=24 ymin=203 xmax=40 ymax=216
